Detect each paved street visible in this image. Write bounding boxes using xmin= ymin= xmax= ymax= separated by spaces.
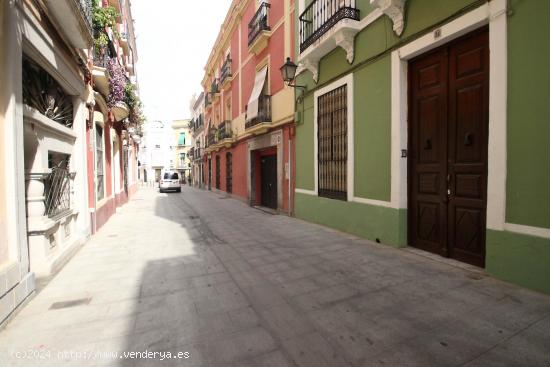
xmin=1 ymin=187 xmax=549 ymax=367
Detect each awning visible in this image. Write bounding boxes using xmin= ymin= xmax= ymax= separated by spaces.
xmin=246 ymin=66 xmax=268 ymax=122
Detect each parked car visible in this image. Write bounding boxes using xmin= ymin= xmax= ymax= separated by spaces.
xmin=159 ymin=171 xmax=181 ymax=193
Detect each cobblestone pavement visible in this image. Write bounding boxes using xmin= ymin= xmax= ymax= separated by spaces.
xmin=1 ymin=187 xmax=549 ymax=367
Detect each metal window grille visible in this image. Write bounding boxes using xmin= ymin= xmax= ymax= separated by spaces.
xmin=45 ymin=162 xmax=72 ymax=218
xmin=215 ymin=155 xmax=221 ymax=190
xmin=318 ymin=84 xmax=347 ymax=200
xmin=226 ymin=152 xmax=233 ymax=194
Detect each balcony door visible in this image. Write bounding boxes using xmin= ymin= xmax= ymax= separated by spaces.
xmin=408 ymin=27 xmax=489 ymax=267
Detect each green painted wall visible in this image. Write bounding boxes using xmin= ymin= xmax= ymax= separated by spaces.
xmin=296 ymin=193 xmax=407 ymax=247
xmin=354 ymin=56 xmax=391 ymax=201
xmin=506 ymin=0 xmax=550 ymax=229
xmin=294 ymin=0 xmax=550 ymax=294
xmin=487 ymin=230 xmax=550 ymax=294
xmin=295 ymin=96 xmax=314 ymax=190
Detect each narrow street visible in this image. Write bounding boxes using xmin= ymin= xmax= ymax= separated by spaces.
xmin=0 ymin=187 xmax=548 ymax=366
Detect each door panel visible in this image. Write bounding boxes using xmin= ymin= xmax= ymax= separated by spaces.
xmin=409 ymin=48 xmax=448 ymax=256
xmin=448 ymin=29 xmax=489 ymax=267
xmin=261 ymin=155 xmax=277 ymax=209
xmin=409 ymin=27 xmax=489 ymax=267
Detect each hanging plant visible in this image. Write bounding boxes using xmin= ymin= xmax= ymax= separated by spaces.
xmin=107 ymin=58 xmax=126 ymax=108
xmin=92 ymin=0 xmax=120 ymax=50
xmin=124 ymin=83 xmax=145 ymax=126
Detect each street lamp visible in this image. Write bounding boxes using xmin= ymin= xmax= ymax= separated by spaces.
xmin=280 ymin=57 xmax=306 ymax=102
xmin=280 ymin=57 xmax=299 ymax=85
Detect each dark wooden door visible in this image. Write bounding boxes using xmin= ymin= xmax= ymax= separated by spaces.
xmin=261 ymin=155 xmax=277 ymax=209
xmin=409 ymin=28 xmax=489 ymax=267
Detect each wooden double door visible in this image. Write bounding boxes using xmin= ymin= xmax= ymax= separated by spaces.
xmin=408 ymin=28 xmax=489 ymax=267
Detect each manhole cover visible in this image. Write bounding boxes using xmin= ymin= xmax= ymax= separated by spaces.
xmin=49 ymin=298 xmax=92 ymax=310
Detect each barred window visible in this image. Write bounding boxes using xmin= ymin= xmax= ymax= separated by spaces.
xmin=318 ymin=84 xmax=347 ymax=201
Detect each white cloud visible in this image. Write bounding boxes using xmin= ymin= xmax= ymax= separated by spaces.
xmin=131 ymin=1 xmax=231 ymax=123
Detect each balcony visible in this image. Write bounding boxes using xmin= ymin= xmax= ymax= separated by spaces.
xmin=217 ymin=121 xmax=234 ymax=148
xmin=44 ymin=0 xmax=93 ymax=48
xmin=245 ymin=95 xmax=271 ymax=134
xmin=92 ymin=50 xmax=110 ymax=97
xmin=220 ymin=57 xmax=233 ymax=90
xmin=120 ymin=31 xmax=130 ymax=54
xmin=210 ymin=80 xmax=221 ymax=104
xmin=299 ymin=0 xmax=360 ymax=53
xmin=298 ymin=0 xmax=361 ymax=82
xmin=204 ymin=93 xmax=212 ymax=111
xmin=248 ymin=2 xmax=271 ymax=55
xmin=207 ymin=129 xmax=217 ymax=148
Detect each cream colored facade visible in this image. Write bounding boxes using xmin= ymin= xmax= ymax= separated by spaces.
xmin=0 ymin=0 xmax=95 ymax=325
xmin=172 ymin=120 xmax=192 ymax=182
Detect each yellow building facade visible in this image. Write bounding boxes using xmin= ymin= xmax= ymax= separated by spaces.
xmin=172 ymin=119 xmax=192 ymax=183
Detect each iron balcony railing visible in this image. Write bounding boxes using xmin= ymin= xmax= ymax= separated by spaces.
xmin=245 ymin=95 xmax=271 ymax=129
xmin=220 ymin=57 xmax=232 ymax=84
xmin=299 ymin=0 xmax=360 ymax=53
xmin=248 ymin=2 xmax=270 ymax=46
xmin=218 ymin=121 xmax=232 ymax=140
xmin=211 ymin=79 xmax=220 ymax=95
xmin=77 ymin=0 xmax=93 ymax=36
xmin=44 ymin=163 xmax=72 ymax=218
xmin=193 ymin=147 xmax=202 ymax=160
xmin=207 ymin=129 xmax=217 ymax=147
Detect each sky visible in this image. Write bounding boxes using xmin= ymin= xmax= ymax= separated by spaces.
xmin=131 ymin=1 xmax=232 ymax=124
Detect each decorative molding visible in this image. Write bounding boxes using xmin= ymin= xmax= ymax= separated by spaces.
xmin=371 ymin=0 xmax=406 ymax=36
xmin=334 ymin=28 xmax=357 ymax=64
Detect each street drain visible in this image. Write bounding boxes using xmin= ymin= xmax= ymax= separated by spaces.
xmin=49 ymin=298 xmax=92 ymax=310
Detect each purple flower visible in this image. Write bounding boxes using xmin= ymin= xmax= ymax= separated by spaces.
xmin=107 ymin=58 xmax=126 ymax=108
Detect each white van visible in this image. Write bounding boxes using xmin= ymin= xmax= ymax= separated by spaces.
xmin=159 ymin=171 xmax=181 ymax=193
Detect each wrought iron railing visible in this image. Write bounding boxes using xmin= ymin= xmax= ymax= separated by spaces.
xmin=77 ymin=0 xmax=93 ymax=36
xmin=299 ymin=0 xmax=359 ymax=53
xmin=44 ymin=163 xmax=72 ymax=218
xmin=210 ymin=79 xmax=220 ymax=95
xmin=93 ymin=49 xmax=110 ymax=68
xmin=220 ymin=56 xmax=232 ymax=84
xmin=193 ymin=147 xmax=202 ymax=160
xmin=248 ymin=2 xmax=271 ymax=46
xmin=207 ymin=129 xmax=217 ymax=147
xmin=245 ymin=95 xmax=271 ymax=129
xmin=218 ymin=121 xmax=232 ymax=140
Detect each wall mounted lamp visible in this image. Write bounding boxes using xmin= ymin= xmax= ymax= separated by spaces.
xmin=280 ymin=57 xmax=306 ymax=102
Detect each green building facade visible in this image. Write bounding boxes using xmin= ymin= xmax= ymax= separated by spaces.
xmin=294 ymin=0 xmax=550 ymax=293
